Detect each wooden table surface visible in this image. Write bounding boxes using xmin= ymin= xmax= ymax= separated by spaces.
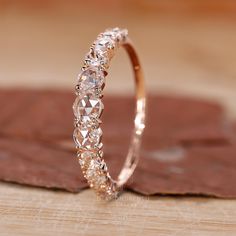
xmin=0 ymin=2 xmax=236 ymax=235
xmin=0 ymin=183 xmax=236 ymax=236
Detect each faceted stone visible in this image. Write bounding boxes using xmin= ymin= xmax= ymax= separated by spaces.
xmin=78 ymin=151 xmax=96 ymax=167
xmin=103 ymin=30 xmax=117 ymax=40
xmin=77 ymin=67 xmax=105 ymax=93
xmin=81 ymin=151 xmax=96 ymax=159
xmin=86 ymin=159 xmax=101 ymax=179
xmin=89 ymin=128 xmax=103 ymax=143
xmin=103 ymin=28 xmax=128 ymax=42
xmin=79 ymin=158 xmax=85 ymax=166
xmin=89 ymin=159 xmax=101 ymax=170
xmin=73 ymin=95 xmax=104 ymax=122
xmin=73 ymin=126 xmax=102 ymax=149
xmin=94 ymin=37 xmax=115 ymax=56
xmin=93 ymin=175 xmax=107 ymax=187
xmin=117 ymin=28 xmax=128 ymax=40
xmin=86 ymin=168 xmax=96 ymax=179
xmin=85 ymin=54 xmax=109 ymax=69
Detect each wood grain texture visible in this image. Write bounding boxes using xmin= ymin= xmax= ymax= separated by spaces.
xmin=0 ymin=183 xmax=236 ymax=236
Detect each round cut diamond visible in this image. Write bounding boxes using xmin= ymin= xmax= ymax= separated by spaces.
xmin=94 ymin=37 xmax=115 ymax=56
xmin=85 ymin=54 xmax=109 ymax=69
xmin=78 ymin=151 xmax=96 ymax=167
xmin=73 ymin=126 xmax=102 ymax=149
xmin=103 ymin=30 xmax=117 ymax=40
xmin=86 ymin=159 xmax=101 ymax=179
xmin=81 ymin=151 xmax=96 ymax=159
xmin=103 ymin=28 xmax=128 ymax=42
xmin=86 ymin=168 xmax=96 ymax=179
xmin=93 ymin=175 xmax=107 ymax=188
xmin=73 ymin=95 xmax=104 ymax=122
xmin=77 ymin=68 xmax=105 ymax=93
xmin=89 ymin=128 xmax=103 ymax=142
xmin=89 ymin=159 xmax=101 ymax=169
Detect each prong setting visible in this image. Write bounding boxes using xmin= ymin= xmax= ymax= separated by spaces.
xmin=72 ymin=28 xmax=129 ymax=200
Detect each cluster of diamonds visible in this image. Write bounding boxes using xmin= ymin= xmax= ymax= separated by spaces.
xmin=73 ymin=28 xmax=128 ymax=200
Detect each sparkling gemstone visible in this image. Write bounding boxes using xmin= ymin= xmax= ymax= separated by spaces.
xmin=81 ymin=151 xmax=96 ymax=159
xmin=78 ymin=151 xmax=96 ymax=166
xmin=73 ymin=95 xmax=104 ymax=122
xmin=89 ymin=159 xmax=101 ymax=169
xmin=93 ymin=175 xmax=107 ymax=187
xmin=103 ymin=30 xmax=117 ymax=40
xmin=86 ymin=168 xmax=96 ymax=179
xmin=117 ymin=28 xmax=128 ymax=40
xmin=77 ymin=68 xmax=105 ymax=93
xmin=73 ymin=126 xmax=102 ymax=149
xmin=85 ymin=54 xmax=109 ymax=69
xmin=79 ymin=158 xmax=85 ymax=166
xmin=90 ymin=128 xmax=103 ymax=143
xmin=86 ymin=159 xmax=101 ymax=179
xmin=104 ymin=28 xmax=128 ymax=42
xmin=94 ymin=37 xmax=115 ymax=55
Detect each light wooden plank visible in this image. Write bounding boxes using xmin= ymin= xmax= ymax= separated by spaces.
xmin=0 ymin=183 xmax=235 ymax=236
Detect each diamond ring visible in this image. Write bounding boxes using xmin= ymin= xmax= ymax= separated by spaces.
xmin=72 ymin=27 xmax=146 ymax=200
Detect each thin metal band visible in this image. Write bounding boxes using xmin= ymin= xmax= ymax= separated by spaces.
xmin=117 ymin=39 xmax=146 ymax=187
xmin=72 ymin=28 xmax=146 ymax=200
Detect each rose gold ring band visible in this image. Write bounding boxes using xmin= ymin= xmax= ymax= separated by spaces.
xmin=72 ymin=27 xmax=146 ymax=200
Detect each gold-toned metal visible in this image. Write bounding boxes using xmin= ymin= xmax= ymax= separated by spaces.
xmin=116 ymin=38 xmax=146 ymax=187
